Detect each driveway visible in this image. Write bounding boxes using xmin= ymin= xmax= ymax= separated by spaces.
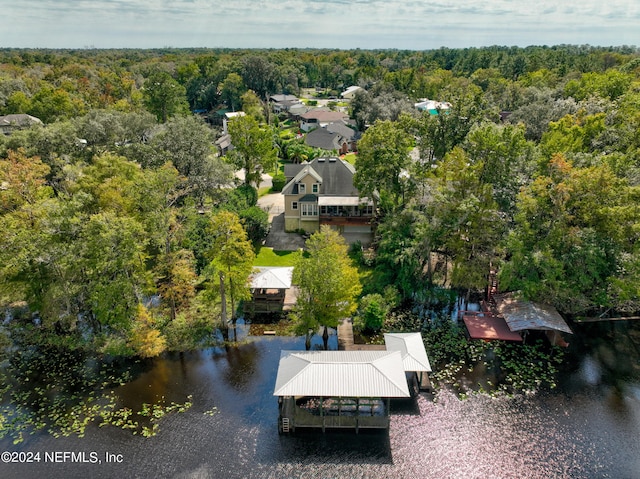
xmin=257 ymin=192 xmax=284 ymax=221
xmin=258 ymin=191 xmax=306 ymax=250
xmin=262 ymin=213 xmax=306 ymax=250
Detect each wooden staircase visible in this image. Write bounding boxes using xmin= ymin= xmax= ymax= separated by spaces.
xmin=487 ymin=267 xmax=498 ymax=304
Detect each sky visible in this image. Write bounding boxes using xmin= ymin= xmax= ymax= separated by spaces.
xmin=1 ymin=0 xmax=639 ymax=50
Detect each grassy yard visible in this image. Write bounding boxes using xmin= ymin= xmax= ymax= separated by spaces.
xmin=342 ymin=152 xmax=357 ymax=165
xmin=257 ymin=186 xmax=272 ymax=197
xmin=254 ymin=247 xmax=300 ymax=267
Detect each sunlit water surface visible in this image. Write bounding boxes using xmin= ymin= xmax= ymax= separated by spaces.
xmin=1 ymin=321 xmax=639 ymax=479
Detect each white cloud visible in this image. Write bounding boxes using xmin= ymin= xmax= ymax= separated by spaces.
xmin=1 ymin=0 xmax=638 ymax=48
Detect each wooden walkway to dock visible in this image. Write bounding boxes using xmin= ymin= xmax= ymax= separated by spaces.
xmin=337 ymin=318 xmax=354 ymax=350
xmin=337 ymin=318 xmax=385 ymax=351
xmin=337 ymin=319 xmax=433 ymax=392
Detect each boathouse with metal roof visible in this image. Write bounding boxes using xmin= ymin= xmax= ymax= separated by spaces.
xmin=384 ymin=332 xmax=433 ymax=391
xmin=244 ymin=267 xmax=295 ymax=316
xmin=274 ymin=350 xmax=410 ymax=434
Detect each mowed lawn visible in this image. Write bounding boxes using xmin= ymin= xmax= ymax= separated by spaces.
xmin=253 ymin=247 xmax=300 ymax=267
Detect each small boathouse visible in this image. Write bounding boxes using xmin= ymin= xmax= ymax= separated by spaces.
xmin=243 ymin=267 xmax=295 ymax=315
xmin=461 ymin=293 xmax=572 ymax=347
xmin=274 ymin=350 xmax=410 ymax=434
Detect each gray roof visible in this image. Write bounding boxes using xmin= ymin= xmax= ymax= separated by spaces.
xmin=270 ymin=94 xmax=299 ymax=103
xmin=284 ymin=163 xmax=302 ymax=180
xmin=215 ymin=134 xmax=231 ymax=150
xmin=305 ymin=127 xmax=345 ymax=151
xmin=301 ymin=109 xmax=348 ymax=122
xmin=288 ymin=104 xmax=312 ymax=116
xmin=282 ymin=164 xmax=323 ymax=195
xmin=384 ymin=333 xmax=432 ymax=373
xmin=282 ymin=158 xmax=359 ymax=197
xmin=298 ymin=194 xmax=318 ymax=202
xmin=326 ymin=122 xmax=356 ymax=141
xmin=494 ymin=293 xmax=573 ymax=334
xmin=0 ymin=114 xmax=43 ymax=127
xmin=273 ymin=350 xmax=410 ymax=398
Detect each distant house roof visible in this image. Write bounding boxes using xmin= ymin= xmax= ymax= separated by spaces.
xmin=225 ymin=111 xmax=246 ymax=120
xmin=384 ymin=333 xmax=432 ymax=373
xmin=289 ymin=104 xmax=312 ymax=117
xmin=215 ymin=134 xmax=232 ymax=150
xmin=274 ymin=99 xmax=302 ymax=109
xmin=341 ymin=86 xmax=364 ymax=98
xmin=282 ymin=157 xmax=359 ymax=196
xmin=494 ymin=293 xmax=573 ymax=334
xmin=250 ymin=267 xmax=293 ymax=290
xmin=326 ymin=122 xmax=356 ymax=141
xmin=300 ymin=109 xmax=348 ymax=123
xmin=414 ymin=99 xmax=451 ymax=115
xmin=273 ymin=350 xmax=410 ymax=398
xmin=305 ymin=127 xmax=345 ymax=151
xmin=0 ymin=114 xmax=43 ymax=128
xmin=270 ymin=94 xmax=299 ymax=103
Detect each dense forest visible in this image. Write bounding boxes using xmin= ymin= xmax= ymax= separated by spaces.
xmin=1 ymin=45 xmax=639 ymax=358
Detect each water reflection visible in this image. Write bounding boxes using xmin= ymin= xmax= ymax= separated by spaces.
xmin=1 ymin=322 xmax=639 ymax=479
xmin=218 ymin=342 xmax=262 ymax=392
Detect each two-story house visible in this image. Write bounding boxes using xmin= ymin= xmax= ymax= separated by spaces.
xmin=282 ymin=157 xmax=375 ymax=245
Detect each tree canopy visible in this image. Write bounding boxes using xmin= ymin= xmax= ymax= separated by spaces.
xmin=292 ymin=226 xmax=361 ymax=349
xmin=1 ymin=44 xmax=640 ymax=355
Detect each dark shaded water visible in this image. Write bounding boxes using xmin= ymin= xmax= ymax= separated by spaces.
xmin=1 ymin=321 xmax=639 ymax=479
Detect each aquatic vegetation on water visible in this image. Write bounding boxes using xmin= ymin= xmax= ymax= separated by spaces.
xmin=394 ymin=315 xmax=566 ymax=397
xmin=427 ymin=325 xmax=564 ymax=396
xmin=0 ymin=346 xmax=196 ymax=444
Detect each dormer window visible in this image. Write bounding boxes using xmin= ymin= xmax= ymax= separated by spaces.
xmin=298 ymin=183 xmax=306 ymax=194
xmin=312 ymin=183 xmax=319 ymax=193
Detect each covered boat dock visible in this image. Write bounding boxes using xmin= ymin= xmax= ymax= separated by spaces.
xmin=493 ymin=293 xmax=572 ymax=346
xmin=273 ymin=350 xmax=410 ymax=434
xmin=384 ymin=332 xmax=434 ymax=391
xmin=461 ymin=293 xmax=571 ymax=346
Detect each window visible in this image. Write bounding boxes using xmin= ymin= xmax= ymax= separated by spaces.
xmin=361 ymin=205 xmax=373 ymax=215
xmin=292 ymin=201 xmax=298 ymax=210
xmin=312 ymin=183 xmax=319 ymax=193
xmin=301 ymin=203 xmax=318 ymax=217
xmin=298 ymin=183 xmax=306 ymax=194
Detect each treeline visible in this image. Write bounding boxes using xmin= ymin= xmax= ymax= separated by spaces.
xmin=1 ymin=45 xmax=639 ymax=119
xmin=1 ymin=45 xmax=639 ymax=355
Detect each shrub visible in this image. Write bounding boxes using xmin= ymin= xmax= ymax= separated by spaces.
xmin=354 ymin=293 xmax=389 ymax=333
xmin=239 ymin=206 xmax=270 ymax=244
xmin=226 ymin=185 xmax=258 ymax=210
xmin=271 ymin=173 xmax=287 ymax=192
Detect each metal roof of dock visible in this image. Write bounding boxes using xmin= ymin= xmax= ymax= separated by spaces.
xmin=462 ymin=312 xmax=523 ymax=342
xmin=249 ymin=267 xmax=293 ymax=290
xmin=384 ymin=333 xmax=432 ymax=372
xmin=494 ymin=293 xmax=572 ymax=334
xmin=273 ymin=350 xmax=410 ymax=398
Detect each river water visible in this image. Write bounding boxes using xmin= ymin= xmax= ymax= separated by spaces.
xmin=1 ymin=320 xmax=639 ymax=479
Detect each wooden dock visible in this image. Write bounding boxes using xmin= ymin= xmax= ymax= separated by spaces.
xmin=337 ymin=318 xmax=385 ymax=351
xmin=337 ymin=318 xmax=354 ymax=350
